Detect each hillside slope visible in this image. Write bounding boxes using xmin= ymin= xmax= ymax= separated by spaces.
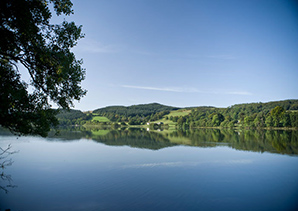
xmin=93 ymin=103 xmax=179 ymax=123
xmin=179 ymin=99 xmax=298 ymax=129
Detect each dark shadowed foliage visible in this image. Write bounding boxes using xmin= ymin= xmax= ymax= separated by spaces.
xmin=0 ymin=0 xmax=86 ymax=136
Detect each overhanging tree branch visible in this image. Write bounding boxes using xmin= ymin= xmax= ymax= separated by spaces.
xmin=0 ymin=0 xmax=86 ymax=136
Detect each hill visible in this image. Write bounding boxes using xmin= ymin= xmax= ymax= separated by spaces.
xmin=56 ymin=109 xmax=92 ymax=126
xmin=56 ymin=100 xmax=298 ymax=129
xmin=179 ymin=99 xmax=298 ymax=129
xmin=92 ymin=103 xmax=179 ymax=123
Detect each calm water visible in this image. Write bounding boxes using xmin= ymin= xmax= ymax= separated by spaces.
xmin=1 ymin=129 xmax=298 ymax=211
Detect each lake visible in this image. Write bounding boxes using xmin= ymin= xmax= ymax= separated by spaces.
xmin=1 ymin=128 xmax=298 ymax=210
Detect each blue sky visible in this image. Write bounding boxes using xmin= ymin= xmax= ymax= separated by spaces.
xmin=58 ymin=0 xmax=297 ymax=111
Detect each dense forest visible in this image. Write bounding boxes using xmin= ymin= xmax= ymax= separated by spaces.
xmin=56 ymin=109 xmax=92 ymax=126
xmin=174 ymin=99 xmax=298 ymax=129
xmin=56 ymin=100 xmax=298 ymax=129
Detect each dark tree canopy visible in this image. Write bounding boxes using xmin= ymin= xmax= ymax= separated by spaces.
xmin=0 ymin=0 xmax=86 ymax=136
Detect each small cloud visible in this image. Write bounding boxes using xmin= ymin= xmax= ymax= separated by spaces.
xmin=121 ymin=85 xmax=252 ymax=96
xmin=121 ymin=85 xmax=193 ymax=93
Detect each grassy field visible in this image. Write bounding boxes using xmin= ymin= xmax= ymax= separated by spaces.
xmin=92 ymin=115 xmax=111 ymax=122
xmin=150 ymin=109 xmax=192 ymax=128
xmin=166 ymin=109 xmax=192 ymax=118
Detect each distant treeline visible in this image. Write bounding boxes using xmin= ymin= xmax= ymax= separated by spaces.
xmin=56 ymin=100 xmax=298 ymax=129
xmin=174 ymin=99 xmax=298 ymax=129
xmin=93 ymin=103 xmax=179 ymax=125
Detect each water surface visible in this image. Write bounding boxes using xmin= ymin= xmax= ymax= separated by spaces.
xmin=1 ymin=129 xmax=298 ymax=210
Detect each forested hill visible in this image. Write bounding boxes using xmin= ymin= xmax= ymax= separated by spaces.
xmin=181 ymin=99 xmax=298 ymax=128
xmin=56 ymin=109 xmax=92 ymax=126
xmin=56 ymin=103 xmax=179 ymax=126
xmin=229 ymin=99 xmax=298 ymax=112
xmin=93 ymin=103 xmax=179 ymax=120
xmin=56 ymin=100 xmax=298 ymax=128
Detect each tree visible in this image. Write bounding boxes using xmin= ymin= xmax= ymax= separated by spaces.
xmin=253 ymin=113 xmax=265 ymax=128
xmin=211 ymin=113 xmax=224 ymax=126
xmin=271 ymin=106 xmax=285 ymax=127
xmin=244 ymin=116 xmax=254 ymax=127
xmin=265 ymin=115 xmax=273 ymax=127
xmin=281 ymin=113 xmax=291 ymax=127
xmin=177 ymin=116 xmax=185 ymax=126
xmin=1 ymin=144 xmax=18 ymax=193
xmin=290 ymin=104 xmax=298 ymax=110
xmin=290 ymin=112 xmax=298 ymax=127
xmin=0 ymin=0 xmax=86 ymax=136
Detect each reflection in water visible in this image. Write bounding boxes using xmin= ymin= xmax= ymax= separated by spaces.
xmin=0 ymin=128 xmax=298 ymax=211
xmin=170 ymin=129 xmax=298 ymax=155
xmin=49 ymin=128 xmax=298 ymax=155
xmin=0 ymin=144 xmax=18 ymax=193
xmin=91 ymin=128 xmax=177 ymax=150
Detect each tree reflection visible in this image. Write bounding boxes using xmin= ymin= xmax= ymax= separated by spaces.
xmin=50 ymin=127 xmax=298 ymax=155
xmin=176 ymin=129 xmax=298 ymax=155
xmin=91 ymin=128 xmax=177 ymax=150
xmin=0 ymin=144 xmax=18 ymax=193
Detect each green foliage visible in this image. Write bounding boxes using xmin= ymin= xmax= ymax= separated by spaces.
xmin=56 ymin=109 xmax=91 ymax=126
xmin=149 ymin=122 xmax=168 ymax=130
xmin=0 ymin=0 xmax=86 ymax=136
xmin=0 ymin=64 xmax=58 ymax=136
xmin=59 ymin=100 xmax=298 ymax=130
xmin=265 ymin=115 xmax=273 ymax=127
xmin=93 ymin=103 xmax=178 ymax=124
xmin=184 ymin=100 xmax=298 ymax=129
xmin=290 ymin=104 xmax=298 ymax=110
xmin=281 ymin=113 xmax=291 ymax=127
xmin=128 ymin=117 xmax=141 ymax=125
xmin=243 ymin=114 xmax=257 ymax=127
xmin=211 ymin=113 xmax=225 ymax=126
xmin=270 ymin=106 xmax=285 ymax=127
xmin=92 ymin=115 xmax=110 ymax=123
xmin=290 ymin=112 xmax=298 ymax=127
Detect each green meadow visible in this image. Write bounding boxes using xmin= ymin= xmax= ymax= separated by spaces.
xmin=166 ymin=109 xmax=191 ymax=117
xmin=150 ymin=109 xmax=192 ymax=128
xmin=92 ymin=115 xmax=111 ymax=123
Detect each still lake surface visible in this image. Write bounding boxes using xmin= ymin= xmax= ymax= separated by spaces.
xmin=1 ymin=128 xmax=298 ymax=211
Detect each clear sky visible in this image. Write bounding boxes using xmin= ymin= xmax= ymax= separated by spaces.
xmin=56 ymin=0 xmax=298 ymax=111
